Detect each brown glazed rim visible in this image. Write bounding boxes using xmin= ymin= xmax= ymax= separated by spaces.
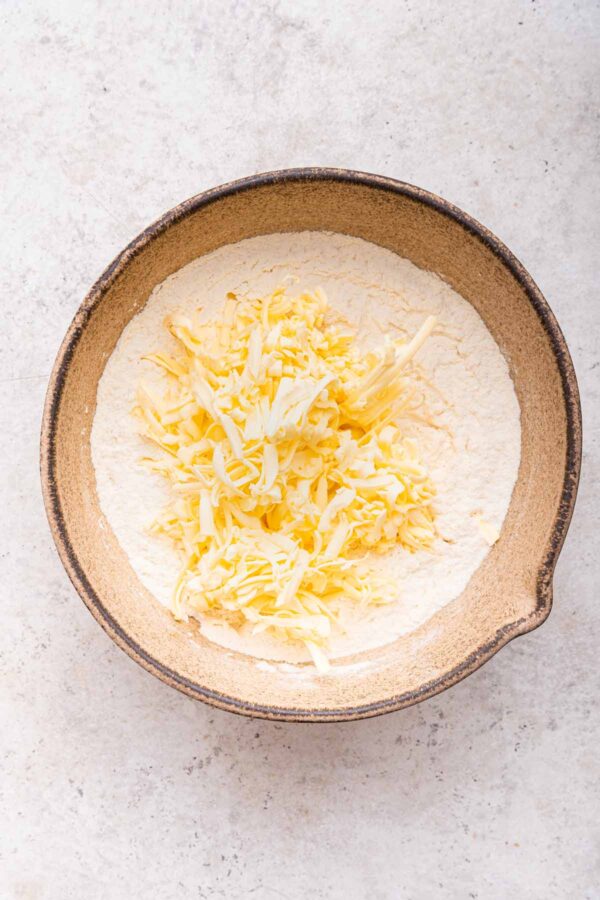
xmin=40 ymin=168 xmax=582 ymax=722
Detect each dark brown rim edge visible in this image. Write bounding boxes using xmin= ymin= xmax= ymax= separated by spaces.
xmin=40 ymin=168 xmax=582 ymax=722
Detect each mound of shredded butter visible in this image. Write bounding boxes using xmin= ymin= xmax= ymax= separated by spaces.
xmin=133 ymin=286 xmax=437 ymax=671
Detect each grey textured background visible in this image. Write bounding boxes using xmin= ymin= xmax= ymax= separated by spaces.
xmin=2 ymin=1 xmax=599 ymax=898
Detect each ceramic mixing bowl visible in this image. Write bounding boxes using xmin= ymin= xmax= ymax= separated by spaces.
xmin=41 ymin=169 xmax=581 ymax=721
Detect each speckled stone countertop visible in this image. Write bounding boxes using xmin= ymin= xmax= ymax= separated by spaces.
xmin=2 ymin=2 xmax=599 ymax=898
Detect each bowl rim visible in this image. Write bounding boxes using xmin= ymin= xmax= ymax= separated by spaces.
xmin=40 ymin=167 xmax=582 ymax=722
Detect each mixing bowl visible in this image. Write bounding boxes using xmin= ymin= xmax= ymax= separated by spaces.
xmin=41 ymin=169 xmax=581 ymax=721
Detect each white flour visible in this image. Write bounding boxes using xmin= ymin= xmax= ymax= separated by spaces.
xmin=91 ymin=232 xmax=521 ymax=664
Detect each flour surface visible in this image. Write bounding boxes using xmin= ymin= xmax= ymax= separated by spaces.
xmin=91 ymin=232 xmax=521 ymax=664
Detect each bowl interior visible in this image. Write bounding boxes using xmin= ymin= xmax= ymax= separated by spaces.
xmin=43 ymin=173 xmax=577 ymax=720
